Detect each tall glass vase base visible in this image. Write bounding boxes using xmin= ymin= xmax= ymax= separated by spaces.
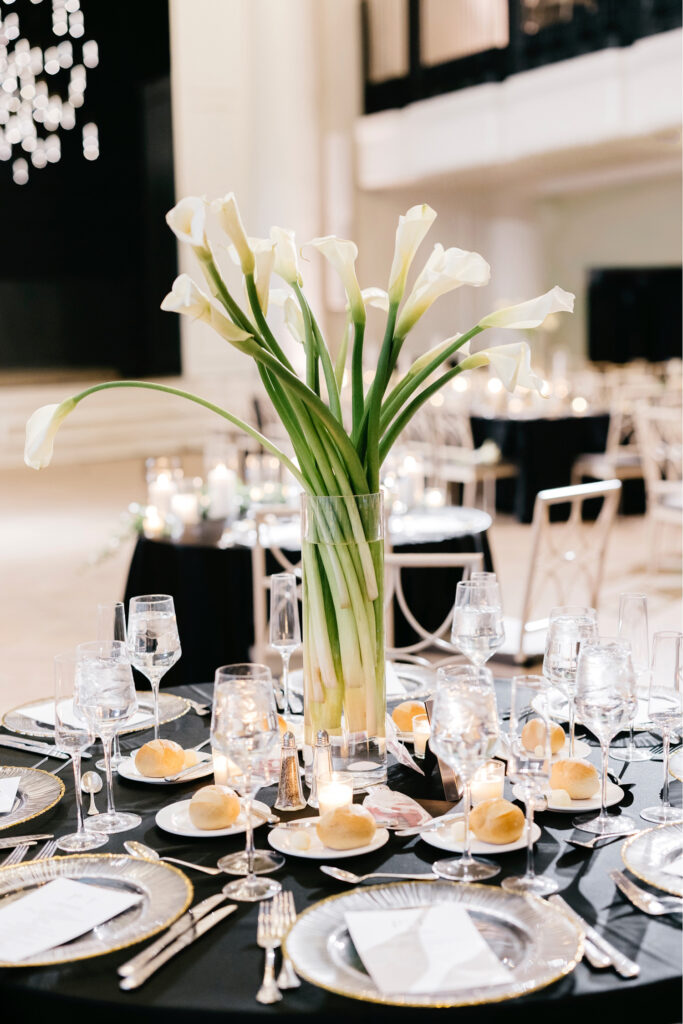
xmin=218 ymin=850 xmax=285 ymax=875
xmin=432 ymin=856 xmax=500 ymax=882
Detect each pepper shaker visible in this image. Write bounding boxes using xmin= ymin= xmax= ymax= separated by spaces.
xmin=274 ymin=731 xmax=306 ymax=811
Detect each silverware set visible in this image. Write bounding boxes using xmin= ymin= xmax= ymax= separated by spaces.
xmin=609 ymin=869 xmax=683 ymax=916
xmin=548 ymin=895 xmax=640 ymax=977
xmin=0 ymin=837 xmax=57 ymax=866
xmin=256 ymin=891 xmax=299 ymax=1003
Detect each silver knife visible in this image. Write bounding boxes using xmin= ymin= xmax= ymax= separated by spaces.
xmin=0 ymin=833 xmax=53 ymax=849
xmin=548 ymin=895 xmax=640 ymax=978
xmin=0 ymin=736 xmax=90 ymax=760
xmin=119 ymin=904 xmax=237 ymax=989
xmin=117 ymin=892 xmax=230 ymax=976
xmin=609 ymin=869 xmax=683 ymax=915
xmin=395 ymin=809 xmax=462 ymax=838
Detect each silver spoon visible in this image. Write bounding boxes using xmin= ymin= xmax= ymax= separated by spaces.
xmin=567 ymin=830 xmax=640 ymax=850
xmin=320 ymin=865 xmax=437 ymax=884
xmin=124 ymin=840 xmax=222 ymax=876
xmin=81 ymin=771 xmax=102 ymax=815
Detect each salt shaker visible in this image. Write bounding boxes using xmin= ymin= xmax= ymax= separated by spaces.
xmin=307 ymin=729 xmax=333 ymax=808
xmin=274 ymin=731 xmax=306 ymax=811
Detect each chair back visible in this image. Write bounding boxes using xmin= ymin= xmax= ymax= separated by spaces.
xmin=635 ymin=403 xmax=683 ymax=495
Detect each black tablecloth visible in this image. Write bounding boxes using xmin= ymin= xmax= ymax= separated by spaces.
xmin=0 ymin=682 xmax=680 ymax=1023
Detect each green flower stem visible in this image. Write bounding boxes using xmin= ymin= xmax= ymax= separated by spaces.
xmin=293 ymin=284 xmax=342 ymax=424
xmin=379 ymin=362 xmax=465 ymax=464
xmin=350 ymin=317 xmax=365 ymax=440
xmin=364 ymin=302 xmax=398 ymax=492
xmin=244 ymin=274 xmax=294 ymax=370
xmin=197 ymin=251 xmax=256 ymax=336
xmin=334 ymin=319 xmax=350 ymax=392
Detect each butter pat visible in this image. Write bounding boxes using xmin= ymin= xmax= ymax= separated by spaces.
xmin=550 ymin=788 xmax=571 ymax=807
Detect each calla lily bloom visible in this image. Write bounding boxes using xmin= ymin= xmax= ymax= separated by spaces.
xmin=478 ymin=286 xmax=575 ymax=330
xmin=212 ymin=193 xmax=255 ymax=275
xmin=360 ymin=287 xmax=389 ymax=312
xmin=252 ymin=239 xmax=276 ymax=313
xmin=387 ymin=204 xmax=436 ymax=304
xmin=284 ymin=295 xmax=305 ymax=346
xmin=165 ymin=196 xmax=208 ymax=253
xmin=396 ymin=244 xmax=490 ymax=336
xmin=459 ymin=341 xmax=547 ymax=394
xmin=309 ymin=235 xmax=364 ymax=321
xmin=271 ymin=226 xmax=302 ymax=286
xmin=160 ymin=274 xmax=212 ymax=320
xmin=24 ymin=398 xmax=77 ymax=470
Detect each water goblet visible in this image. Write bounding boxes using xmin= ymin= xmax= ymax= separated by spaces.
xmin=502 ymin=675 xmax=557 ymax=896
xmin=543 ymin=606 xmax=597 ymax=757
xmin=127 ymin=594 xmax=181 ymax=739
xmin=641 ymin=631 xmax=683 ymax=824
xmin=451 ymin=580 xmax=505 ymax=666
xmin=269 ymin=573 xmax=301 ymax=719
xmin=76 ymin=640 xmax=141 ymax=834
xmin=54 ymin=652 xmax=108 ymax=852
xmin=573 ymin=637 xmax=638 ymax=835
xmin=429 ymin=664 xmax=500 ymax=882
xmin=95 ymin=601 xmax=127 ymax=771
xmin=612 ymin=593 xmax=651 ymax=763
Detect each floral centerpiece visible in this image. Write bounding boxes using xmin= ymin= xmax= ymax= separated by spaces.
xmin=25 ymin=195 xmax=573 ymax=783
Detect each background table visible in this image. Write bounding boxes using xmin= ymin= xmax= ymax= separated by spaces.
xmin=124 ymin=507 xmax=494 ymax=687
xmin=0 ymin=681 xmax=680 ymax=1023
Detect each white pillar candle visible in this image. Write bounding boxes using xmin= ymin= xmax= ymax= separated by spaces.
xmin=212 ymin=750 xmax=230 ymax=787
xmin=207 ymin=462 xmax=236 ymax=520
xmin=142 ymin=505 xmax=164 ymax=539
xmin=470 ymin=759 xmax=505 ymax=805
xmin=317 ymin=772 xmax=353 ymax=817
xmin=147 ymin=471 xmax=176 ymax=515
xmin=171 ymin=491 xmax=200 ymax=526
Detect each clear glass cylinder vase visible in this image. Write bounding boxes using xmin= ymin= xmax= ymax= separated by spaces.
xmin=301 ymin=492 xmax=386 ymax=789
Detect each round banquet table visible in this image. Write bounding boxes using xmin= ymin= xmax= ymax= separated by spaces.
xmin=123 ymin=506 xmax=494 ymax=688
xmin=0 ymin=681 xmax=680 ymax=1023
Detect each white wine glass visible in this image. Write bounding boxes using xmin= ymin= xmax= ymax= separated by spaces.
xmin=269 ymin=573 xmax=301 ymax=719
xmin=613 ymin=592 xmax=651 ymax=763
xmin=451 ymin=580 xmax=504 ymax=666
xmin=573 ymin=637 xmax=638 ymax=836
xmin=429 ymin=664 xmax=500 ymax=882
xmin=76 ymin=640 xmax=141 ymax=834
xmin=641 ymin=631 xmax=683 ymax=824
xmin=502 ymin=675 xmax=557 ymax=896
xmin=127 ymin=594 xmax=181 ymax=740
xmin=211 ymin=664 xmax=283 ymax=901
xmin=95 ymin=601 xmax=127 ymax=771
xmin=54 ymin=652 xmax=108 ymax=852
xmin=543 ymin=606 xmax=597 ymax=757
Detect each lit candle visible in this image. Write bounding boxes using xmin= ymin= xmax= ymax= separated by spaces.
xmin=142 ymin=505 xmax=164 ymax=539
xmin=147 ymin=471 xmax=175 ymax=515
xmin=171 ymin=491 xmax=200 ymax=526
xmin=412 ymin=714 xmax=431 ymax=758
xmin=207 ymin=462 xmax=236 ymax=520
xmin=470 ymin=759 xmax=505 ymax=805
xmin=212 ymin=750 xmax=230 ymax=786
xmin=317 ymin=772 xmax=353 ymax=817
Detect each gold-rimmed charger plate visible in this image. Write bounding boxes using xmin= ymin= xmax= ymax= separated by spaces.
xmin=0 ymin=765 xmax=64 ymax=831
xmin=622 ymin=822 xmax=683 ymax=897
xmin=0 ymin=853 xmax=193 ymax=966
xmin=283 ymin=880 xmax=582 ymax=1008
xmin=2 ymin=691 xmax=190 ymax=740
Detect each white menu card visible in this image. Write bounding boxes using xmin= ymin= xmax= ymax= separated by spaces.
xmin=0 ymin=777 xmax=20 ymax=814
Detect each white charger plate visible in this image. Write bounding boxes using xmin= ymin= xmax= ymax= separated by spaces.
xmin=512 ymin=779 xmax=623 ymax=813
xmin=117 ymin=751 xmax=214 ymax=786
xmin=268 ymin=820 xmax=389 ymax=860
xmin=420 ymin=817 xmax=541 ymax=855
xmin=155 ymin=797 xmax=270 ymax=838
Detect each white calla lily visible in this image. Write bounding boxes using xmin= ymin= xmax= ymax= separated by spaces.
xmin=252 ymin=239 xmax=276 ymax=314
xmin=207 ymin=307 xmax=255 ymax=344
xmin=271 ymin=226 xmax=302 ymax=286
xmin=360 ymin=287 xmax=390 ymax=312
xmin=409 ymin=334 xmax=462 ymax=376
xmin=284 ymin=295 xmax=305 ymax=346
xmin=165 ymin=196 xmax=208 ymax=253
xmin=387 ymin=204 xmax=437 ymax=304
xmin=396 ymin=244 xmax=490 ymax=336
xmin=478 ymin=286 xmax=575 ymax=330
xmin=309 ymin=235 xmax=364 ymax=321
xmin=24 ymin=398 xmax=77 ymax=470
xmin=212 ymin=193 xmax=254 ymax=274
xmin=160 ymin=274 xmax=212 ymax=320
xmin=459 ymin=341 xmax=546 ymax=394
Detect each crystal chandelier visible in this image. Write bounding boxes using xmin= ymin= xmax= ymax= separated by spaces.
xmin=0 ymin=0 xmax=99 ymax=184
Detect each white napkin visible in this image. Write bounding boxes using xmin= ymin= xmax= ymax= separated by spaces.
xmin=345 ymin=905 xmax=511 ymax=995
xmin=0 ymin=777 xmax=20 ymax=814
xmin=19 ymin=699 xmax=148 ymax=730
xmin=0 ymin=878 xmax=141 ymax=963
xmin=662 ymin=854 xmax=683 ymax=878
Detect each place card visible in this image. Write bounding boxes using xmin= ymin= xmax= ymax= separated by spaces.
xmin=0 ymin=878 xmax=141 ymax=963
xmin=344 ymin=904 xmax=511 ymax=995
xmin=19 ymin=699 xmax=149 ymax=731
xmin=0 ymin=777 xmax=20 ymax=814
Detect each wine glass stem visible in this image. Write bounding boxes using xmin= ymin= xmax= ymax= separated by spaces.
xmin=524 ymin=793 xmax=535 ymax=880
xmin=281 ymin=652 xmax=291 ymax=717
xmin=244 ymin=794 xmax=254 ymax=878
xmin=600 ymin=740 xmax=609 ymax=820
xmin=568 ymin=701 xmax=576 ymax=758
xmin=102 ymin=733 xmax=115 ymax=816
xmin=72 ymin=752 xmax=85 ymax=833
xmin=662 ymin=729 xmax=671 ymax=809
xmin=627 ymin=723 xmax=635 ymax=756
xmin=150 ymin=677 xmax=161 ymax=740
xmin=113 ymin=733 xmax=121 ymax=762
xmin=462 ymin=782 xmax=474 ymax=866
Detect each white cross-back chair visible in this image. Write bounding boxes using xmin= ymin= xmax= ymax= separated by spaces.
xmin=431 ymin=406 xmax=517 ymax=512
xmin=250 ymin=506 xmax=301 ymax=665
xmin=634 ymin=403 xmax=682 ymax=570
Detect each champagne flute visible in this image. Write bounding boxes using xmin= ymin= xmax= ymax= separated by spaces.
xmin=76 ymin=640 xmax=141 ymax=834
xmin=429 ymin=664 xmax=500 ymax=882
xmin=502 ymin=675 xmax=557 ymax=896
xmin=573 ymin=637 xmax=638 ymax=835
xmin=451 ymin=580 xmax=505 ymax=666
xmin=127 ymin=595 xmax=181 ymax=739
xmin=269 ymin=573 xmax=301 ymax=719
xmin=54 ymin=652 xmax=108 ymax=852
xmin=543 ymin=606 xmax=597 ymax=757
xmin=613 ymin=593 xmax=651 ymax=762
xmin=95 ymin=601 xmax=127 ymax=771
xmin=211 ymin=665 xmax=283 ymax=901
xmin=641 ymin=631 xmax=683 ymax=824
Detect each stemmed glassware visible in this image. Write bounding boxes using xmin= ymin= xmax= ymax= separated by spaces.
xmin=451 ymin=579 xmax=505 ymax=666
xmin=269 ymin=573 xmax=301 ymax=719
xmin=502 ymin=675 xmax=557 ymax=896
xmin=429 ymin=664 xmax=500 ymax=882
xmin=75 ymin=640 xmax=141 ymax=834
xmin=543 ymin=606 xmax=598 ymax=757
xmin=641 ymin=631 xmax=683 ymax=824
xmin=95 ymin=601 xmax=127 ymax=771
xmin=211 ymin=664 xmax=284 ymax=900
xmin=573 ymin=637 xmax=638 ymax=835
xmin=54 ymin=652 xmax=108 ymax=852
xmin=612 ymin=592 xmax=651 ymax=763
xmin=127 ymin=595 xmax=181 ymax=740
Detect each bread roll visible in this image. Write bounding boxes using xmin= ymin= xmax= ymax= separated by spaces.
xmin=550 ymin=759 xmax=599 ymax=800
xmin=316 ymin=804 xmax=377 ymax=850
xmin=278 ymin=715 xmax=288 ymax=734
xmin=469 ymin=798 xmax=524 ymax=845
xmin=135 ymin=739 xmax=186 ymax=778
xmin=188 ymin=785 xmax=241 ymax=830
xmin=521 ymin=718 xmax=565 ymax=755
xmin=391 ymin=701 xmax=426 ymax=733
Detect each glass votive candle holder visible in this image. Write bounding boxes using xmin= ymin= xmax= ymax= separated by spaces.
xmin=412 ymin=714 xmax=431 ymax=758
xmin=470 ymin=759 xmax=505 ymax=805
xmin=317 ymin=772 xmax=353 ymax=817
xmin=212 ymin=749 xmax=230 ymax=787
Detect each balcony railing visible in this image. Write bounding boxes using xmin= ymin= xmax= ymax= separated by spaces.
xmin=362 ymin=0 xmax=682 ymax=114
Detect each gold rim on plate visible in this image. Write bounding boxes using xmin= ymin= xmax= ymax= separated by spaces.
xmin=2 ymin=691 xmax=191 ymax=739
xmin=621 ymin=822 xmax=683 ymax=897
xmin=0 ymin=765 xmax=65 ymax=832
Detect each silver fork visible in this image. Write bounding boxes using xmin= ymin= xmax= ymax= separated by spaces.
xmin=568 ymin=831 xmax=640 ymax=850
xmin=256 ymin=901 xmax=282 ymax=1004
xmin=1 ymin=844 xmax=31 ymax=867
xmin=31 ymin=839 xmax=58 ymax=860
xmin=610 ymin=870 xmax=683 ymax=916
xmin=275 ymin=891 xmax=300 ymax=989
